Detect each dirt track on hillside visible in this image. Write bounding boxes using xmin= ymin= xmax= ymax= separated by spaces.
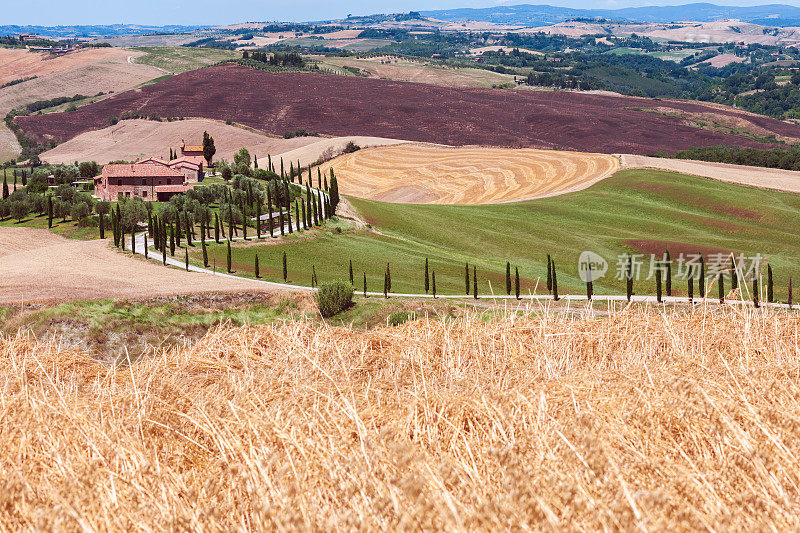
xmin=621 ymin=154 xmax=800 ymax=194
xmin=17 ymin=64 xmax=800 ymax=156
xmin=321 ymin=144 xmax=619 ymax=204
xmin=0 ymin=228 xmax=278 ymax=304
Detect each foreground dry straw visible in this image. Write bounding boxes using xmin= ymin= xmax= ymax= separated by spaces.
xmin=2 ymin=305 xmax=800 ymax=529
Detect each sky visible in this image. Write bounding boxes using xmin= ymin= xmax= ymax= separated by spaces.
xmin=4 ymin=0 xmax=798 ymax=26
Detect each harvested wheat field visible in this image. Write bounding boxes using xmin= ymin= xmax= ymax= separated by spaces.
xmin=41 ymin=119 xmax=408 ymax=167
xmin=0 ymin=47 xmax=163 ymax=161
xmin=39 ymin=119 xmax=321 ymax=165
xmin=322 ymin=144 xmax=619 ymax=204
xmin=0 ymin=227 xmax=274 ymax=304
xmin=622 ymin=154 xmax=800 ymax=194
xmin=2 ymin=306 xmax=799 ymax=528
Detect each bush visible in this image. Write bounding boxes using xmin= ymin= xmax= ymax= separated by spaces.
xmin=70 ymin=202 xmax=90 ymax=222
xmin=316 ymin=280 xmax=354 ymax=318
xmin=387 ymin=310 xmax=412 ymax=326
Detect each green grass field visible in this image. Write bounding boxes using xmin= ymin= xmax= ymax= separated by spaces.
xmin=132 ymin=47 xmax=239 ymax=73
xmin=185 ymin=169 xmax=800 ymax=300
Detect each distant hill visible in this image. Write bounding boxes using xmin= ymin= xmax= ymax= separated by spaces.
xmin=0 ymin=24 xmax=209 ymax=39
xmin=422 ymin=3 xmax=800 ymax=27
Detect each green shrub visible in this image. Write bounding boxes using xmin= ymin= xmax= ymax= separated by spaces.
xmin=387 ymin=310 xmax=412 ymax=326
xmin=316 ymin=280 xmax=354 ymax=318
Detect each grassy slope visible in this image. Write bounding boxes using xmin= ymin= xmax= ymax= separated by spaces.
xmin=190 ymin=169 xmax=800 ymax=299
xmin=131 ymin=47 xmax=239 ymax=74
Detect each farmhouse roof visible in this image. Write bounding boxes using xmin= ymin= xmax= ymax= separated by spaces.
xmin=102 ymin=162 xmax=183 ymax=178
xmin=169 ymin=156 xmax=203 ymax=168
xmin=138 ymin=157 xmax=170 ymax=166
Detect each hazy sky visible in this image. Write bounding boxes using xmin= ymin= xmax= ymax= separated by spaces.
xmin=4 ymin=0 xmax=796 ymax=26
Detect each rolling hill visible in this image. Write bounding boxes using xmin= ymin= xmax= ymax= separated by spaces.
xmin=422 ymin=3 xmax=800 ymax=26
xmin=15 ymin=64 xmax=800 ymax=156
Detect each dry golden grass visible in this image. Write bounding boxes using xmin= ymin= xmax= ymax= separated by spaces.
xmin=2 ymin=304 xmax=800 ymax=529
xmin=320 ymin=144 xmax=620 ymax=204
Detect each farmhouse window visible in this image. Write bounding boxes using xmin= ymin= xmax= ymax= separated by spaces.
xmin=143 ymin=191 xmax=148 ymax=198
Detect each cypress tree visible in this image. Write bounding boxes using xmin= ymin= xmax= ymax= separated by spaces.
xmin=718 ymin=272 xmax=725 ymax=304
xmin=552 ymin=262 xmax=559 ymax=301
xmin=506 ymin=261 xmax=511 ymax=295
xmin=202 ymin=240 xmax=208 ymax=267
xmin=121 ymin=227 xmax=125 ymax=251
xmin=268 ymin=154 xmax=272 ymax=173
xmin=688 ymin=271 xmax=694 ymax=303
xmin=301 ymin=200 xmax=307 ymax=230
xmin=144 ymin=234 xmax=148 ymax=259
xmin=587 ymin=263 xmax=594 ymax=301
xmin=187 ymin=215 xmax=194 ymax=246
xmin=465 ymin=262 xmax=470 ymax=295
xmin=789 ymin=276 xmax=793 ymax=309
xmin=432 ymin=270 xmax=437 ymax=299
xmin=13 ymin=171 xmax=16 ymax=191
xmin=312 ymin=193 xmax=318 ymax=226
xmin=254 ymin=155 xmax=258 ymax=169
xmin=698 ymin=254 xmax=705 ymax=297
xmin=768 ymin=264 xmax=774 ymax=303
xmin=546 ymin=254 xmax=552 ymax=293
xmin=131 ymin=229 xmax=135 ymax=255
xmin=47 ymin=195 xmax=53 ymax=228
xmin=424 ymin=258 xmax=429 ymax=293
xmin=255 ymin=254 xmax=260 ymax=278
xmin=200 ymin=221 xmax=206 ymax=245
xmin=21 ymin=170 xmax=26 ymax=186
xmin=295 ymin=200 xmax=300 ymax=231
xmin=214 ymin=213 xmax=220 ymax=243
xmin=256 ymin=201 xmax=261 ymax=239
xmin=227 ymin=240 xmax=232 ymax=273
xmin=665 ymin=250 xmax=672 ymax=296
xmin=515 ymin=267 xmax=520 ymax=300
xmin=282 ymin=251 xmax=287 ymax=282
xmin=147 ymin=211 xmax=153 ymax=236
xmin=753 ymin=276 xmax=760 ymax=308
xmin=363 ymin=272 xmax=367 ymax=298
xmin=268 ymin=192 xmax=274 ymax=238
xmin=242 ymin=212 xmax=248 ymax=240
xmin=170 ymin=226 xmax=175 ymax=256
xmin=162 ymin=236 xmax=166 ymax=266
xmin=384 ymin=269 xmax=389 ymax=298
xmin=279 ymin=205 xmax=285 ymax=236
xmin=287 ymin=202 xmax=293 ymax=234
xmin=185 ymin=248 xmax=189 ymax=271
xmin=473 ymin=265 xmax=478 ymax=299
xmin=626 ymin=255 xmax=633 ymax=302
xmin=99 ymin=213 xmax=104 ymax=239
xmin=349 ymin=259 xmax=354 ymax=285
xmin=175 ymin=218 xmax=181 ymax=247
xmin=731 ymin=257 xmax=738 ymax=293
xmin=228 ymin=208 xmax=234 ymax=239
xmin=2 ymin=175 xmax=8 ymax=199
xmin=656 ymin=268 xmax=662 ymax=303
xmin=387 ymin=263 xmax=391 ymax=294
xmin=330 ymin=169 xmax=340 ymax=211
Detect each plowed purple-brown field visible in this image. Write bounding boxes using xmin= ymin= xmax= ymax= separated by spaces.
xmin=15 ymin=63 xmax=800 ymax=154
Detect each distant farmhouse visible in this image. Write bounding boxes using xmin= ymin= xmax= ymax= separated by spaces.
xmin=93 ymin=140 xmax=209 ymax=202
